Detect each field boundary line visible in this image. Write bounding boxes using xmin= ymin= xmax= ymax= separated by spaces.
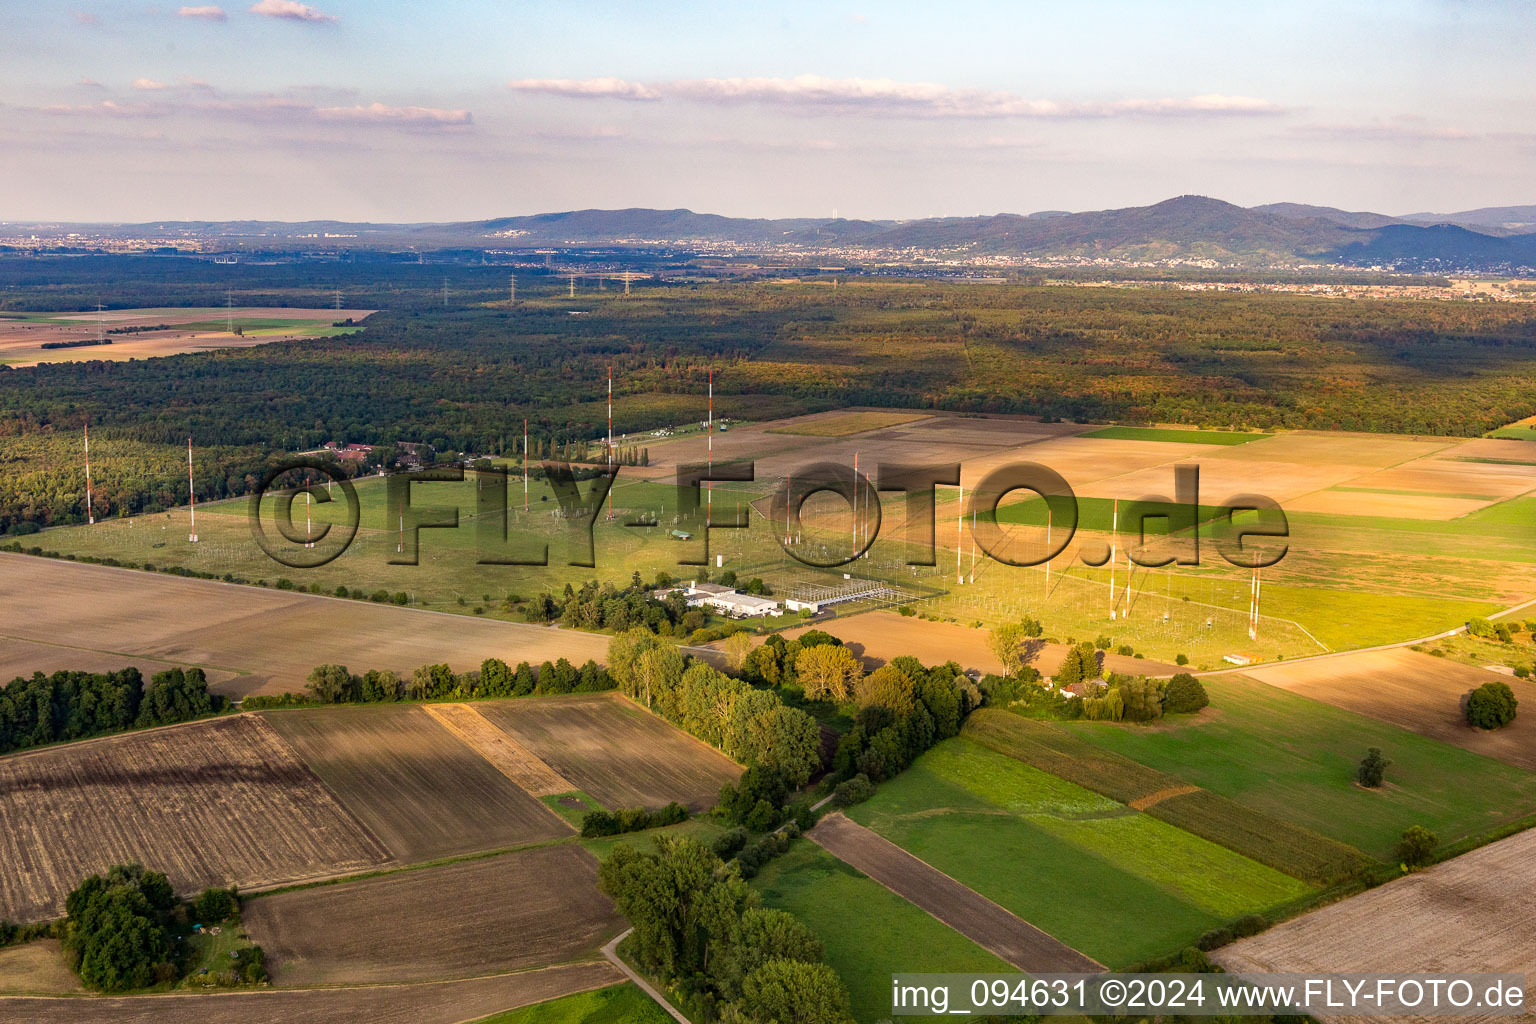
xmin=423 ymin=703 xmax=577 ymax=799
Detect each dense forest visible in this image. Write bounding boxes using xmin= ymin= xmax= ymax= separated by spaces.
xmin=4 ymin=255 xmax=1536 ymax=532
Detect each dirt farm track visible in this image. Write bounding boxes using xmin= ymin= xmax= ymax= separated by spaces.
xmin=0 ymin=553 xmax=609 ymax=698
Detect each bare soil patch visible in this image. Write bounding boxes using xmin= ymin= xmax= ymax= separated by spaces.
xmin=245 ymin=845 xmax=622 ymax=986
xmin=0 ymin=715 xmax=389 ymax=922
xmin=1215 ymin=826 xmax=1536 ymax=1024
xmin=0 ymin=553 xmax=608 ymax=699
xmin=422 ymin=703 xmax=575 ymax=797
xmin=808 ymin=812 xmax=1103 ymax=973
xmin=1246 ymin=649 xmax=1536 ymax=771
xmin=480 ymin=693 xmax=742 ymax=812
xmin=261 ymin=704 xmax=571 ymax=864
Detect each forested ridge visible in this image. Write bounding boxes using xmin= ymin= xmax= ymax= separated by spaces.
xmin=4 ymin=256 xmax=1536 ymax=532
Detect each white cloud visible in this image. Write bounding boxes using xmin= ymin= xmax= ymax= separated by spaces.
xmin=505 ymin=74 xmax=1283 ymax=120
xmin=178 ymin=5 xmax=228 ymax=20
xmin=40 ymin=100 xmax=170 ymax=118
xmin=78 ymin=77 xmax=106 ymax=89
xmin=507 ymin=78 xmax=662 ymax=101
xmin=248 ymin=0 xmax=336 ymax=23
xmin=132 ymin=78 xmax=170 ymax=91
xmin=316 ymin=102 xmax=472 ymax=128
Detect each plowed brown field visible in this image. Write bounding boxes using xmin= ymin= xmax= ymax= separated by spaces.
xmin=0 ymin=715 xmax=389 ymax=922
xmin=479 ymin=693 xmax=742 ymax=811
xmin=260 ymin=704 xmax=571 ymax=863
xmin=244 ymin=844 xmax=622 ymax=985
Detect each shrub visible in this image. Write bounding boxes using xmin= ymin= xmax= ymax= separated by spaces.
xmin=1466 ymin=617 xmax=1497 ymax=639
xmin=1466 ymin=681 xmax=1518 ymax=729
xmin=1175 ymin=653 xmax=1189 ymax=666
xmin=1357 ymin=747 xmax=1390 ymax=787
xmin=832 ymin=774 xmax=874 ymax=808
xmin=1398 ymin=825 xmax=1438 ymax=867
xmin=712 ymin=827 xmax=749 ymax=860
xmin=1162 ymin=672 xmax=1208 ymax=714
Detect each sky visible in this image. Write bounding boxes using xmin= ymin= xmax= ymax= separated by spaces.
xmin=2 ymin=0 xmax=1534 ymax=222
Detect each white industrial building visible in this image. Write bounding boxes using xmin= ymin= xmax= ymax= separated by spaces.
xmin=654 ymin=581 xmax=784 ymax=619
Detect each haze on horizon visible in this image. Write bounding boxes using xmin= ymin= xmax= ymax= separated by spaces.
xmin=2 ymin=0 xmax=1533 ymax=224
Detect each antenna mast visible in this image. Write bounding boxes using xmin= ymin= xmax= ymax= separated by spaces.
xmin=187 ymin=437 xmax=198 ymax=542
xmin=226 ymin=290 xmax=233 ymax=334
xmin=707 ymin=366 xmax=713 ymax=526
xmin=84 ymin=420 xmax=95 ymax=525
xmin=523 ymin=418 xmax=529 ymax=512
xmin=509 ymin=273 xmax=516 ymax=305
xmin=442 ymin=277 xmax=449 ymax=308
xmin=607 ymin=365 xmax=615 ymax=519
xmin=1109 ymin=497 xmax=1119 ymax=619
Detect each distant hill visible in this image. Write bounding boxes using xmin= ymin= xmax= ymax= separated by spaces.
xmin=1252 ymin=203 xmax=1404 ymax=230
xmin=8 ymin=196 xmax=1535 ymax=271
xmin=1401 ymin=205 xmax=1536 ymax=232
xmin=1323 ymin=223 xmax=1536 ymax=270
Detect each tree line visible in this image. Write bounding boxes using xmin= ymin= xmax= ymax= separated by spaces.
xmin=0 ymin=667 xmax=227 ymax=755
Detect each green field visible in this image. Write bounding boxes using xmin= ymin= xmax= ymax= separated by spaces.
xmin=752 ymin=840 xmax=1010 ymax=1023
xmin=961 ymin=710 xmax=1374 ymax=884
xmin=1053 ymin=675 xmax=1536 ymax=858
xmin=471 ymin=983 xmax=672 ymax=1024
xmin=843 ymin=739 xmax=1310 ymax=967
xmin=1080 ymin=426 xmax=1267 ymax=445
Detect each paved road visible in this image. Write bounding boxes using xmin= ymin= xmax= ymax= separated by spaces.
xmin=601 ymin=929 xmax=692 ymax=1024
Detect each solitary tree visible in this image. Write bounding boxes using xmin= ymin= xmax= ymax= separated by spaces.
xmin=1465 ymin=681 xmax=1519 ymax=730
xmin=1357 ymin=747 xmax=1390 ymax=787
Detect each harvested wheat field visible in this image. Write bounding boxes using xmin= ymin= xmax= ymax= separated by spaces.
xmin=0 ymin=941 xmax=81 ymax=995
xmin=1246 ymin=649 xmax=1536 ymax=770
xmin=0 ymin=715 xmax=389 ymax=922
xmin=245 ymin=844 xmax=622 ymax=985
xmin=808 ymin=812 xmax=1103 ymax=973
xmin=1215 ymin=826 xmax=1536 ymax=1024
xmin=0 ymin=553 xmax=608 ymax=699
xmin=479 ymin=693 xmax=742 ymax=811
xmin=0 ymin=961 xmax=624 ymax=1024
xmin=261 ymin=704 xmax=571 ymax=864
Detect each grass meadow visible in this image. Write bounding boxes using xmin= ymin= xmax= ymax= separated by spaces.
xmin=844 ymin=739 xmax=1311 ymax=967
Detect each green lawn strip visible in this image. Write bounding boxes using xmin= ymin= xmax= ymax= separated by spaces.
xmin=577 ymin=817 xmax=726 ymax=860
xmin=1080 ymin=426 xmax=1265 ymax=445
xmin=467 ymin=983 xmax=674 ymax=1024
xmin=844 ymin=741 xmax=1307 ymax=966
xmin=542 ymin=789 xmax=607 ymax=828
xmin=991 ymin=494 xmax=1233 ymax=532
xmin=1054 ymin=675 xmax=1536 ymax=859
xmin=752 ymin=840 xmax=1009 ymax=1024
